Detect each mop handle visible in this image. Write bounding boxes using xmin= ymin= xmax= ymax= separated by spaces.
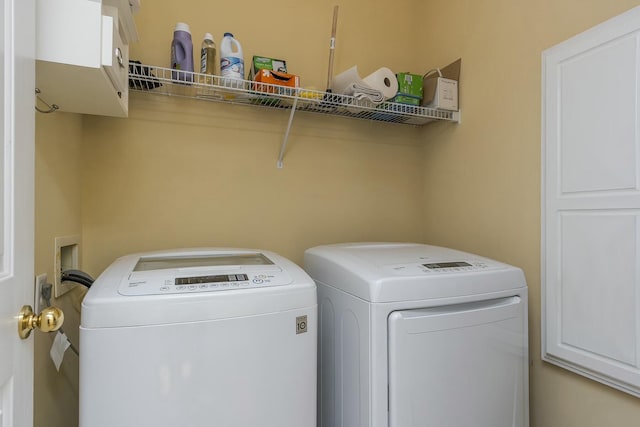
xmin=327 ymin=5 xmax=339 ymax=90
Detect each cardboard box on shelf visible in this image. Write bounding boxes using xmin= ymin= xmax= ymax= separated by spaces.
xmin=249 ymin=56 xmax=287 ymax=80
xmin=397 ymin=73 xmax=423 ymax=98
xmin=253 ymin=69 xmax=299 ymax=94
xmin=392 ymin=72 xmax=423 ymax=105
xmin=422 ymin=58 xmax=461 ymax=111
xmin=391 ymin=94 xmax=421 ymax=106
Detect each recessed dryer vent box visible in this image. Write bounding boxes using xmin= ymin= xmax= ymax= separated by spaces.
xmin=54 ymin=235 xmax=80 ymax=298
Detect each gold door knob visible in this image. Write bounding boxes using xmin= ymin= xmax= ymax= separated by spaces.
xmin=18 ymin=305 xmax=64 ymax=339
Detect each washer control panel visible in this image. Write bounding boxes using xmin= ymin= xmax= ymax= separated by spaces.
xmin=117 ymin=252 xmax=295 ymax=296
xmin=119 ymin=269 xmax=292 ymax=296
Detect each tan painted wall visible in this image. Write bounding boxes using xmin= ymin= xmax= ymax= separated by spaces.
xmin=81 ymin=99 xmax=426 ymax=273
xmin=80 ymin=0 xmax=427 ymax=274
xmin=35 ymin=3 xmax=427 ymax=427
xmin=418 ymin=1 xmax=640 ymax=426
xmin=34 ymin=112 xmax=84 ymax=427
xmin=129 ymin=0 xmax=420 ymax=91
xmin=34 ymin=1 xmax=640 ymax=427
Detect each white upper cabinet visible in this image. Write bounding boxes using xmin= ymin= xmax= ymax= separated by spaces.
xmin=35 ymin=0 xmax=138 ymax=117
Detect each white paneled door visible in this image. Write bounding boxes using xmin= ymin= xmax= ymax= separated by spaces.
xmin=0 ymin=0 xmax=35 ymax=426
xmin=542 ymin=6 xmax=640 ymax=397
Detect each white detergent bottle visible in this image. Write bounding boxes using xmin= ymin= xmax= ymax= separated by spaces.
xmin=220 ymin=32 xmax=244 ymax=86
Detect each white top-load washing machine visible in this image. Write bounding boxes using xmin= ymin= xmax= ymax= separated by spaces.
xmin=304 ymin=242 xmax=528 ymax=427
xmin=79 ymin=248 xmax=317 ymax=427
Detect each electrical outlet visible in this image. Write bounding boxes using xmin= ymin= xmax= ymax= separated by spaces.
xmin=54 ymin=235 xmax=80 ymax=298
xmin=35 ymin=273 xmax=47 ymax=313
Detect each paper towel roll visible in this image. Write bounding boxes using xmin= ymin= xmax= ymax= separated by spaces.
xmin=362 ymin=67 xmax=398 ymax=100
xmin=331 ymin=66 xmax=398 ymax=104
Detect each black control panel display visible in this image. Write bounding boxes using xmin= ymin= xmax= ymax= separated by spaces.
xmin=423 ymin=261 xmax=472 ymax=269
xmin=175 ymin=274 xmax=249 ymax=285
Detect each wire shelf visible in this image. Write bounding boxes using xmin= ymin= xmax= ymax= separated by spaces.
xmin=128 ymin=65 xmax=460 ymax=126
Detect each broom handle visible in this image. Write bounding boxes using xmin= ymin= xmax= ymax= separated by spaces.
xmin=327 ymin=5 xmax=339 ymax=90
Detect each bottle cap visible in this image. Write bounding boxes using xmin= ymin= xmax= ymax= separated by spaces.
xmin=175 ymin=22 xmax=191 ymax=33
xmin=224 ymin=32 xmax=233 ymax=37
xmin=204 ymin=33 xmax=214 ymax=42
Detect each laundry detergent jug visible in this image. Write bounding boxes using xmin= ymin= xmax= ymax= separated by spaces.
xmin=220 ymin=32 xmax=244 ymax=86
xmin=171 ymin=22 xmax=194 ymax=82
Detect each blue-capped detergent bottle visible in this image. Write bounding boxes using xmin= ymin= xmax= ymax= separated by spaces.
xmin=220 ymin=32 xmax=244 ymax=86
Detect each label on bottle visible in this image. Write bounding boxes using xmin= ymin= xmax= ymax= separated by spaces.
xmin=220 ymin=56 xmax=244 ymax=78
xmin=201 ymin=47 xmax=216 ymax=74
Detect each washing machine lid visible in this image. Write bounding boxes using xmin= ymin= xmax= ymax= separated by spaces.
xmin=121 ymin=251 xmax=292 ymax=296
xmin=82 ymin=248 xmax=316 ymax=328
xmin=303 ymin=243 xmax=526 ymax=303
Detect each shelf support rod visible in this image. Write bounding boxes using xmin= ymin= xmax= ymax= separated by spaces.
xmin=277 ymin=95 xmax=299 ymax=169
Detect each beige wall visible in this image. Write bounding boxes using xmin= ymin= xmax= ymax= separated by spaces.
xmin=34 ymin=112 xmax=84 ymax=427
xmin=33 ymin=1 xmax=640 ymax=427
xmin=80 ymin=0 xmax=427 ymax=274
xmin=130 ymin=0 xmax=420 ymax=91
xmin=81 ymin=98 xmax=426 ymax=273
xmin=35 ymin=3 xmax=428 ymax=427
xmin=418 ymin=0 xmax=640 ymax=426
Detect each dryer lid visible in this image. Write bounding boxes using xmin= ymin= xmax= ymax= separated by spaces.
xmin=303 ymin=243 xmax=526 ymax=302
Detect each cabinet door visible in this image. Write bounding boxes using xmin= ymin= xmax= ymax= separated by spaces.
xmin=35 ymin=0 xmax=130 ymax=117
xmin=542 ymin=6 xmax=640 ymax=396
xmin=36 ymin=0 xmax=102 ymax=67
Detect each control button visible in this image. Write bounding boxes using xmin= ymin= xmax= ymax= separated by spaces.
xmin=253 ymin=278 xmax=264 ymax=284
xmin=128 ymin=281 xmax=146 ymax=287
xmin=199 ymin=284 xmax=209 ymax=289
xmin=188 ymin=285 xmax=197 ymax=290
xmin=160 ymin=286 xmax=170 ymax=292
xmin=231 ymin=283 xmax=240 ymax=288
xmin=241 ymin=282 xmax=249 ymax=286
xmin=176 ymin=285 xmax=186 ymax=290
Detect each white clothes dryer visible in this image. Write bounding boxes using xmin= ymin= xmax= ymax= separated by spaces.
xmin=304 ymin=242 xmax=528 ymax=427
xmin=79 ymin=248 xmax=317 ymax=427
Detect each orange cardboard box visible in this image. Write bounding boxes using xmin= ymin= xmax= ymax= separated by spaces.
xmin=253 ymin=69 xmax=299 ymax=94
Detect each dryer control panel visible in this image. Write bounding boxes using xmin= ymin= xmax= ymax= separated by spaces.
xmin=383 ymin=259 xmax=501 ymax=276
xmin=118 ymin=253 xmax=293 ymax=296
xmin=421 ymin=260 xmax=490 ymax=272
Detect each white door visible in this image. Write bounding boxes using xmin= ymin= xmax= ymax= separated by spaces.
xmin=542 ymin=6 xmax=640 ymax=396
xmin=0 ymin=0 xmax=35 ymax=426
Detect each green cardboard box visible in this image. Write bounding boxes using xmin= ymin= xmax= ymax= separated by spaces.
xmin=391 ymin=94 xmax=421 ymax=106
xmin=396 ymin=72 xmax=423 ymax=99
xmin=249 ymin=56 xmax=287 ymax=80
